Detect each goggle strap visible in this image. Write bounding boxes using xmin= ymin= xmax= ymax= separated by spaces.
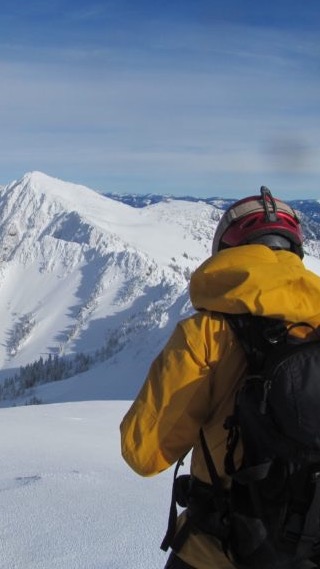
xmin=215 ymin=197 xmax=300 ymax=246
xmin=226 ymin=199 xmax=298 ymax=224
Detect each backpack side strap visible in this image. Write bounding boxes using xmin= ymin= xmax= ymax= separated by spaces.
xmin=161 ymin=455 xmax=188 ymax=552
xmin=199 ymin=428 xmax=226 ymax=509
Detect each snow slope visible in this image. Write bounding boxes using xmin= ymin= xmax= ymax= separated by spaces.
xmin=1 ymin=249 xmax=313 ymax=407
xmin=0 ymin=400 xmax=175 ymax=569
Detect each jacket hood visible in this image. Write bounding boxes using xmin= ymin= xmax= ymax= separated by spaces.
xmin=190 ymin=244 xmax=320 ymax=323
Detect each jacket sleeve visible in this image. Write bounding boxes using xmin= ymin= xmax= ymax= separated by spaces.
xmin=120 ymin=313 xmax=224 ymax=476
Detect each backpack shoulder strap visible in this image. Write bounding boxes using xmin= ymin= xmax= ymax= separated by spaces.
xmin=223 ymin=313 xmax=287 ymax=373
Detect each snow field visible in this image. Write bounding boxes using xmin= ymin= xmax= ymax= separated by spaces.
xmin=0 ymin=401 xmax=174 ymax=569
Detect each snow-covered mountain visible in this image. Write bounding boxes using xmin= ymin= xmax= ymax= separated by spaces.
xmin=0 ymin=172 xmax=217 ymax=405
xmin=0 ymin=171 xmax=319 ymax=407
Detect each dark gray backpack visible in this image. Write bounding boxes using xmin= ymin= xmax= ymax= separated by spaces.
xmin=162 ymin=314 xmax=320 ymax=569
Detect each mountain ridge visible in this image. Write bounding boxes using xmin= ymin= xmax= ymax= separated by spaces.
xmin=0 ymin=172 xmax=214 ymax=405
xmin=0 ymin=171 xmax=319 ymax=407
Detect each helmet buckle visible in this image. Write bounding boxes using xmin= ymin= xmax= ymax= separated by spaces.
xmin=260 ymin=186 xmax=278 ymax=223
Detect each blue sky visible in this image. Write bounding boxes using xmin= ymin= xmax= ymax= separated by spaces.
xmin=0 ymin=0 xmax=319 ymax=198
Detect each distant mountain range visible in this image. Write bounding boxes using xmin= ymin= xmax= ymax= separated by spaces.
xmin=105 ymin=191 xmax=320 ymax=219
xmin=104 ymin=192 xmax=235 ymax=209
xmin=105 ymin=191 xmax=320 ymax=239
xmin=0 ymin=171 xmax=319 ymax=406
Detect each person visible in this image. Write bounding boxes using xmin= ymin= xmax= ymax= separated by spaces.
xmin=120 ymin=186 xmax=320 ymax=569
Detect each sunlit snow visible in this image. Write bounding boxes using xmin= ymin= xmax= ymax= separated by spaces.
xmin=0 ymin=171 xmax=213 ymax=382
xmin=0 ymin=401 xmax=174 ymax=569
xmin=1 ymin=172 xmax=320 ymax=569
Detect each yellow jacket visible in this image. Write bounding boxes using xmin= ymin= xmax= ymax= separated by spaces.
xmin=120 ymin=245 xmax=320 ymax=569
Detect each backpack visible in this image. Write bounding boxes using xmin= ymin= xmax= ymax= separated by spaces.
xmin=161 ymin=314 xmax=320 ymax=569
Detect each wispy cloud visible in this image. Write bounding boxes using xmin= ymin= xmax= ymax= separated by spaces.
xmin=0 ymin=3 xmax=319 ymax=197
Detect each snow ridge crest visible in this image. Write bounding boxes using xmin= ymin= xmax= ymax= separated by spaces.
xmin=0 ymin=172 xmax=213 ymax=402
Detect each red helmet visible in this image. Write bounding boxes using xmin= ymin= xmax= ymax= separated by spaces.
xmin=212 ymin=186 xmax=304 ymax=258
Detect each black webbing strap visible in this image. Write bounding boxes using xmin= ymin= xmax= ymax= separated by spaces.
xmin=161 ymin=431 xmax=228 ymax=553
xmin=199 ymin=428 xmax=226 ymax=514
xmin=161 ymin=455 xmax=187 ymax=552
xmin=199 ymin=428 xmax=232 ymax=559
